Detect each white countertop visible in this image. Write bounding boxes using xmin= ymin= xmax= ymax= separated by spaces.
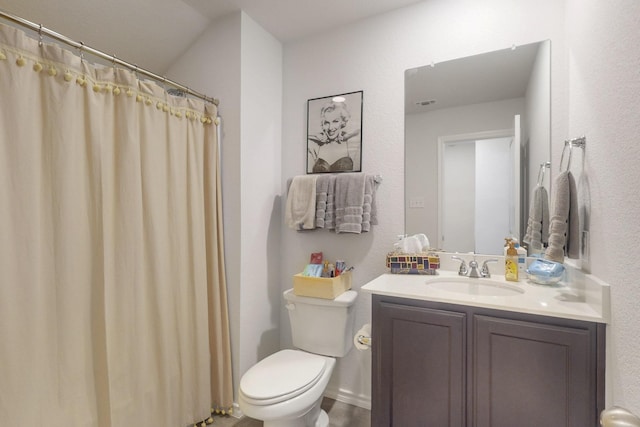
xmin=361 ymin=269 xmax=610 ymax=323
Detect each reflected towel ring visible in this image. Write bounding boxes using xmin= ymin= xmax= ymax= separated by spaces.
xmin=537 ymin=162 xmax=550 ymax=186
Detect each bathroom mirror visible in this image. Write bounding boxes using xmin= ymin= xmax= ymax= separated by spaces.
xmin=404 ymin=40 xmax=551 ymax=255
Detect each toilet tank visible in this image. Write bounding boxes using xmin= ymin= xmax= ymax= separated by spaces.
xmin=284 ymin=289 xmax=357 ymax=357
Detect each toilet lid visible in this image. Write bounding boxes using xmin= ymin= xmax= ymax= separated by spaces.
xmin=240 ymin=349 xmax=327 ymax=404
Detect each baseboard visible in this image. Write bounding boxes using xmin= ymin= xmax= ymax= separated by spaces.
xmin=323 ymin=386 xmax=371 ymax=410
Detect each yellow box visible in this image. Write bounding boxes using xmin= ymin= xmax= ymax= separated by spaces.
xmin=292 ymin=272 xmax=352 ymax=299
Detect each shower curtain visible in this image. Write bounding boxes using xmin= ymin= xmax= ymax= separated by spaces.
xmin=0 ymin=23 xmax=232 ymax=426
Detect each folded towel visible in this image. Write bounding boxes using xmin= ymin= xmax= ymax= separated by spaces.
xmin=335 ymin=173 xmax=367 ymax=234
xmin=362 ymin=175 xmax=378 ymax=232
xmin=315 ymin=175 xmax=335 ymax=228
xmin=544 ymin=171 xmax=579 ymax=262
xmin=325 ymin=176 xmax=336 ymax=229
xmin=523 ymin=185 xmax=550 ymax=253
xmin=285 ymin=175 xmax=318 ymax=230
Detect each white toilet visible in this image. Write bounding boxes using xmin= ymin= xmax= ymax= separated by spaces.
xmin=238 ymin=288 xmax=358 ymax=427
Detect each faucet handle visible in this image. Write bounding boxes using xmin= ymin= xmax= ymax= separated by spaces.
xmin=481 ymin=259 xmax=499 ymax=278
xmin=451 ymin=256 xmax=468 ymax=276
xmin=468 ymin=259 xmax=481 ymax=278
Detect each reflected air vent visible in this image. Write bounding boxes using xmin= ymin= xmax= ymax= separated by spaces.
xmin=416 ymin=99 xmax=437 ymax=107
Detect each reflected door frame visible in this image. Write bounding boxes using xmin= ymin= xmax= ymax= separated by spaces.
xmin=437 ymin=128 xmax=515 ymax=253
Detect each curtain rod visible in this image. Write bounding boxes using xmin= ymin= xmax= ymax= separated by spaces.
xmin=0 ymin=9 xmax=219 ymax=106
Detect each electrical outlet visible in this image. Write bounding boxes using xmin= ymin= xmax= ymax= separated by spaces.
xmin=409 ymin=197 xmax=425 ymax=208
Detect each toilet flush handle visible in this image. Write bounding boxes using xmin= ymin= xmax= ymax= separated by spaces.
xmin=285 ymin=303 xmax=296 ymax=311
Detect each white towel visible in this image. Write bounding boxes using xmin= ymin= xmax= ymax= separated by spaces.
xmin=335 ymin=173 xmax=366 ymax=234
xmin=523 ymin=185 xmax=550 ymax=253
xmin=285 ymin=175 xmax=318 ymax=230
xmin=544 ymin=171 xmax=579 ymax=262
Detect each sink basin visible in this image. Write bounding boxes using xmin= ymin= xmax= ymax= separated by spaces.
xmin=425 ymin=277 xmax=525 ymax=297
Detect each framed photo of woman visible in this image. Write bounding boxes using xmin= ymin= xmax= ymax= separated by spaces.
xmin=307 ymin=91 xmax=363 ymax=174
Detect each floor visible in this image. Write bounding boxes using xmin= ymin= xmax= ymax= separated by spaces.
xmin=210 ymin=398 xmax=371 ymax=427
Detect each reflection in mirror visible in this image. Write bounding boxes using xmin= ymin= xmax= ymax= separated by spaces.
xmin=405 ymin=40 xmax=551 ymax=255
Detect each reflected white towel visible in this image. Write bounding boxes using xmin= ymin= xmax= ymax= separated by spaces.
xmin=285 ymin=175 xmax=318 ymax=230
xmin=523 ymin=185 xmax=549 ymax=252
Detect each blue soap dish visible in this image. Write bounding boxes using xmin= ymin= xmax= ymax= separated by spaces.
xmin=526 ymin=258 xmax=565 ymax=285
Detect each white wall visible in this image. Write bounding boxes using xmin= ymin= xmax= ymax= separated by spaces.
xmin=565 ymin=0 xmax=640 ymax=413
xmin=282 ymin=0 xmax=567 ymax=406
xmin=167 ymin=11 xmax=283 ymax=402
xmin=238 ymin=10 xmax=283 ymax=390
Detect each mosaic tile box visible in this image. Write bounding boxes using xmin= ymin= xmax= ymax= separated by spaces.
xmin=386 ymin=252 xmax=440 ymax=275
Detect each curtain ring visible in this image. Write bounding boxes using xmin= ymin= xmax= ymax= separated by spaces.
xmin=78 ymin=41 xmax=85 ymax=62
xmin=38 ymin=24 xmax=43 ymax=47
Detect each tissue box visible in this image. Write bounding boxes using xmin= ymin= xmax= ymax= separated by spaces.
xmin=386 ymin=252 xmax=440 ymax=275
xmin=292 ymin=271 xmax=352 ymax=299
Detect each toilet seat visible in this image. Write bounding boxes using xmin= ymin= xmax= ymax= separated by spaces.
xmin=240 ymin=349 xmax=329 ymax=406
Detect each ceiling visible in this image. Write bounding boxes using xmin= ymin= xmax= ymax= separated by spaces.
xmin=0 ymin=0 xmax=424 ymax=73
xmin=405 ymin=42 xmax=541 ymax=115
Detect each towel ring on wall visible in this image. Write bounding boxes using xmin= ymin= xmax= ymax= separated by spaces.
xmin=537 ymin=162 xmax=551 ymax=186
xmin=559 ymin=136 xmax=586 ymax=172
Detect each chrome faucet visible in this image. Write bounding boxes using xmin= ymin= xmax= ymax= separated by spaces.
xmin=451 ymin=256 xmax=498 ymax=278
xmin=451 ymin=256 xmax=468 ymax=276
xmin=480 ymin=259 xmax=498 ymax=278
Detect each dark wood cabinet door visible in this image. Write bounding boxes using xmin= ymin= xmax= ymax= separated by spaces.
xmin=372 ymin=298 xmax=466 ymax=427
xmin=473 ymin=314 xmax=598 ymax=427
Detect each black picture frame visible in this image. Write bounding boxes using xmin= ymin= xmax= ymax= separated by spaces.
xmin=306 ymin=91 xmax=363 ymax=174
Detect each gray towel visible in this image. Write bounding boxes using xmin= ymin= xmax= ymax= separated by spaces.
xmin=567 ymin=172 xmax=580 ymax=258
xmin=362 ymin=175 xmax=378 ymax=232
xmin=523 ymin=185 xmax=549 ymax=252
xmin=335 ymin=173 xmax=366 ymax=234
xmin=315 ymin=175 xmax=336 ymax=228
xmin=325 ymin=176 xmax=336 ymax=230
xmin=544 ymin=171 xmax=579 ymax=262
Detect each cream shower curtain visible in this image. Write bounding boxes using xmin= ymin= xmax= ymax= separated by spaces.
xmin=0 ymin=23 xmax=232 ymax=426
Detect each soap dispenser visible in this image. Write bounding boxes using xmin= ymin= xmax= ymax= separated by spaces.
xmin=504 ymin=238 xmax=519 ymax=282
xmin=513 ymin=239 xmax=528 ymax=277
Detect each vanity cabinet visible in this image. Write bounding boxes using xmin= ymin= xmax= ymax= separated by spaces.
xmin=371 ymin=295 xmax=605 ymax=427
